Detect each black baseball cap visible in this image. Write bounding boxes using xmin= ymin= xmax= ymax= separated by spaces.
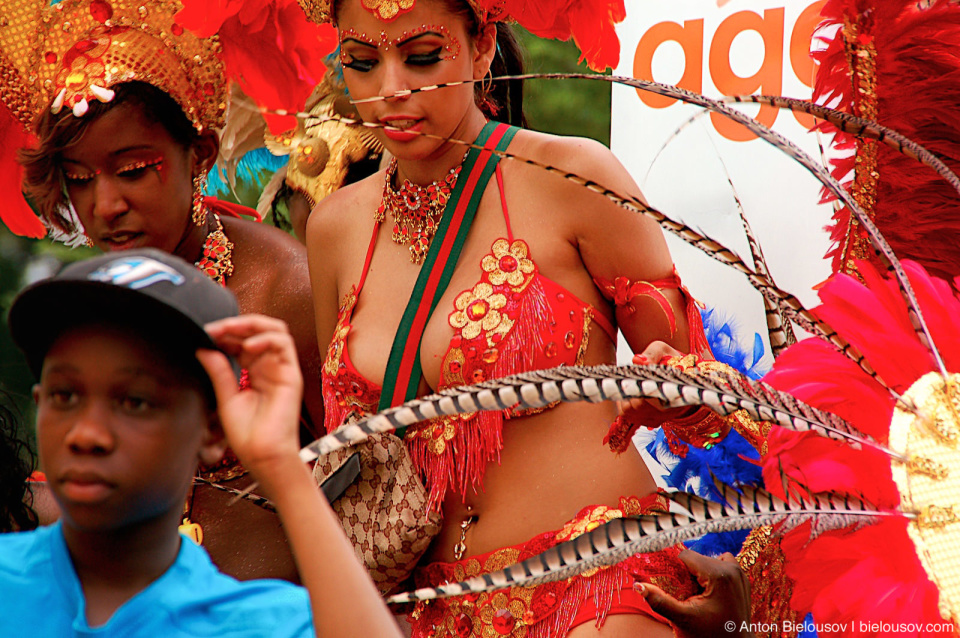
xmin=9 ymin=248 xmax=240 ymax=380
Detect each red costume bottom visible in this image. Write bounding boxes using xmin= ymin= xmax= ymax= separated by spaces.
xmin=409 ymin=492 xmax=697 ymax=637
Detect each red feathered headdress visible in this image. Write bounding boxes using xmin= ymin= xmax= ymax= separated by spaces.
xmin=813 ymin=0 xmax=960 ymax=282
xmin=177 ymin=0 xmax=338 ymax=134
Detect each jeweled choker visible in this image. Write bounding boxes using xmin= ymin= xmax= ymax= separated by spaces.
xmin=376 ymin=158 xmax=463 ymax=264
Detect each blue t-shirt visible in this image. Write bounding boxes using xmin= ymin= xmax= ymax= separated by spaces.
xmin=0 ymin=522 xmax=313 ymax=637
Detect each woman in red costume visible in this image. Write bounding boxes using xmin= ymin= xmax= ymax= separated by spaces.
xmin=301 ymin=0 xmax=716 ymax=635
xmin=0 ymin=0 xmax=328 ymax=583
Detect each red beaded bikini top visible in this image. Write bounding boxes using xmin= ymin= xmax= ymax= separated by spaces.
xmin=321 ymin=171 xmax=617 ymax=510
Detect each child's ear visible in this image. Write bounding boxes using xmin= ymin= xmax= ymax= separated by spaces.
xmin=32 ymin=384 xmax=40 ymax=406
xmin=198 ymin=410 xmax=228 ymax=466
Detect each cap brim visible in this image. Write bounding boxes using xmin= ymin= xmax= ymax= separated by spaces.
xmin=10 ymin=279 xmax=221 ymax=380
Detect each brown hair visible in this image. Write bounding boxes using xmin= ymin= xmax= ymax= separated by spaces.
xmin=18 ymin=81 xmax=200 ymax=234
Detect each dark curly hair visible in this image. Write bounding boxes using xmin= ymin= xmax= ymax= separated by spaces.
xmin=18 ymin=81 xmax=200 ymax=236
xmin=0 ymin=400 xmax=38 ymax=533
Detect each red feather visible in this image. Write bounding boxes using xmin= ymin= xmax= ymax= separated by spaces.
xmin=763 ymin=260 xmax=960 ymax=634
xmin=812 ymin=0 xmax=960 ymax=281
xmin=0 ymin=107 xmax=44 ymax=238
xmin=763 ymin=429 xmax=898 ymax=507
xmin=782 ymin=520 xmax=951 ymax=637
xmin=177 ymin=0 xmax=337 ymax=134
xmin=501 ymin=0 xmax=626 ymax=71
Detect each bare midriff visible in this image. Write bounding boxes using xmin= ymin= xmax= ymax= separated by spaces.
xmin=422 ymin=343 xmax=658 ymax=563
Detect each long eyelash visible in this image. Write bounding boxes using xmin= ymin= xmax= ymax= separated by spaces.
xmin=118 ymin=158 xmax=163 ymax=175
xmin=341 ymin=56 xmax=375 ymax=72
xmin=64 ymin=170 xmax=96 ymax=182
xmin=407 ymin=48 xmax=443 ymax=66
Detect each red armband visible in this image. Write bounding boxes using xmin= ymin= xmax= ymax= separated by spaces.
xmin=593 ymin=269 xmax=710 ymax=357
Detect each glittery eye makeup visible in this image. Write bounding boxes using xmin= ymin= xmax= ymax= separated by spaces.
xmin=116 ymin=157 xmax=164 ymax=177
xmin=62 ymin=157 xmax=164 ymax=183
xmin=63 ymin=169 xmax=98 ymax=183
xmin=339 ymin=25 xmax=461 ymax=69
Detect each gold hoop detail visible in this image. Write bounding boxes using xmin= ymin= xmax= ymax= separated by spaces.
xmin=481 ymin=69 xmax=493 ymax=100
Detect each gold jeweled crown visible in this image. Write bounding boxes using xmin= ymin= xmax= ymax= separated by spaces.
xmin=297 ymin=0 xmax=505 ymax=25
xmin=0 ymin=0 xmax=226 ymax=131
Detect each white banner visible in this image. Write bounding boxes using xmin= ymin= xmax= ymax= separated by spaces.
xmin=612 ymin=0 xmax=834 ymax=373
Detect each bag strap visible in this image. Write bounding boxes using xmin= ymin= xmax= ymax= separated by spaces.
xmin=379 ymin=122 xmax=519 ymax=426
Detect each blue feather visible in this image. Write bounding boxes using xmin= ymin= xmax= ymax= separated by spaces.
xmin=700 ymin=306 xmax=771 ymax=380
xmin=797 ymin=614 xmax=820 ymax=638
xmin=684 ymin=528 xmax=751 ymax=556
xmin=645 ymin=428 xmax=762 ymax=500
xmin=206 ymin=148 xmax=289 ymax=199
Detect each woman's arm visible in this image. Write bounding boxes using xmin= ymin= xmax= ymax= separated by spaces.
xmin=198 ymin=315 xmax=402 ymax=638
xmin=267 ymin=252 xmax=325 ymax=439
xmin=305 ymin=191 xmax=354 ymax=383
xmin=540 ymin=135 xmax=692 ymax=354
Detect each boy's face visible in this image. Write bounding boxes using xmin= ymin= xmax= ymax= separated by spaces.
xmin=34 ymin=324 xmax=223 ymax=533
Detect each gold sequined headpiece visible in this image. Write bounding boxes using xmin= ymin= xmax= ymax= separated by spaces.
xmin=297 ymin=0 xmax=506 ymax=25
xmin=0 ymin=0 xmax=226 ymax=131
xmin=266 ymin=69 xmax=383 ymax=210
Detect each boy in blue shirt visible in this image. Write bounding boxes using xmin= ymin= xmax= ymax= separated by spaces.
xmin=1 ymin=249 xmax=400 ymax=637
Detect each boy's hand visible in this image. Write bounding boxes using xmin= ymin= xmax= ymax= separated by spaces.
xmin=196 ymin=315 xmax=304 ymax=473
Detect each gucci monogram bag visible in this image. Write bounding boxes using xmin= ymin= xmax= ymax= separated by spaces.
xmin=313 ymin=428 xmax=441 ymax=594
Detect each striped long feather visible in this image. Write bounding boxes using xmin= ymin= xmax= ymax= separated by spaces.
xmin=340 ymin=73 xmax=950 ymax=375
xmin=648 ymin=117 xmax=798 ymax=357
xmin=385 ymin=484 xmax=884 ymax=604
xmin=726 ymin=94 xmax=960 ymax=199
xmin=644 ymin=94 xmax=960 ymax=202
xmin=349 ymin=75 xmax=960 ymax=203
xmin=300 ymin=364 xmax=898 ymax=463
xmin=741 ymin=209 xmax=798 ymax=356
xmin=700 ymin=129 xmax=798 ymax=356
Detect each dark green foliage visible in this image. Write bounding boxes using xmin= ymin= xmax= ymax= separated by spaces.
xmin=518 ymin=28 xmax=612 ymax=146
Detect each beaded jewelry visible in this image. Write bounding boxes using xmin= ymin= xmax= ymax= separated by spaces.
xmin=339 ymin=25 xmax=461 ymax=58
xmin=376 ymin=157 xmax=462 ymax=265
xmin=195 ymin=214 xmax=234 ymax=286
xmin=191 ymin=174 xmax=208 ymax=227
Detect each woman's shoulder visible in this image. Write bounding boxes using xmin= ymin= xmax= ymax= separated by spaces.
xmin=307 ymin=170 xmax=384 ymax=242
xmin=220 ymin=213 xmax=306 ymax=267
xmin=509 ymin=129 xmax=619 ymax=176
xmin=506 ymin=128 xmax=638 ymax=199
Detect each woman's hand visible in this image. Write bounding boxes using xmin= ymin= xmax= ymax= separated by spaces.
xmin=620 ymin=340 xmax=696 ymax=420
xmin=196 ymin=314 xmax=304 ymax=475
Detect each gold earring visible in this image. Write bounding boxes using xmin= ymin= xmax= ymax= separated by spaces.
xmin=83 ymin=234 xmax=94 ymax=248
xmin=481 ymin=69 xmax=493 ymax=99
xmin=192 ymin=174 xmax=207 ymax=227
xmin=478 ymin=69 xmax=499 ymax=116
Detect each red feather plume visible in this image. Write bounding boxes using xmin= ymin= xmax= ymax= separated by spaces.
xmin=812 ymin=0 xmax=960 ymax=282
xmin=763 ymin=260 xmax=960 ymax=636
xmin=177 ymin=0 xmax=337 ymax=134
xmin=505 ymin=0 xmax=625 ymax=71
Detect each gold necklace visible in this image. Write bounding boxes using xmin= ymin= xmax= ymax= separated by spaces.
xmin=376 ymin=158 xmax=462 ymax=265
xmin=195 ymin=213 xmax=234 ymax=286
